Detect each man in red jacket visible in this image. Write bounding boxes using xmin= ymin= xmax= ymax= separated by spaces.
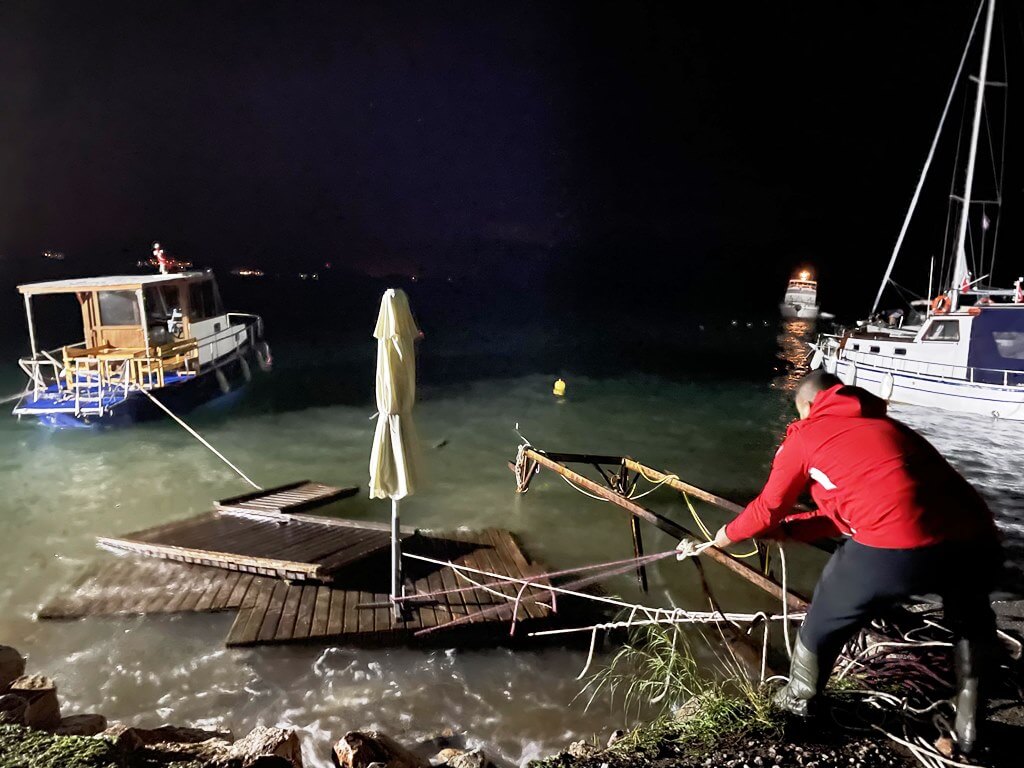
xmin=710 ymin=371 xmax=999 ymax=754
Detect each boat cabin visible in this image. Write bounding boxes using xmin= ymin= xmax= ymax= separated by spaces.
xmin=17 ymin=272 xmax=243 ymax=396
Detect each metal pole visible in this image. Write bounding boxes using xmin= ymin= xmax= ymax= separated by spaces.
xmin=391 ymin=498 xmax=403 ymax=619
xmin=952 ymin=0 xmax=997 ymax=311
xmin=24 ymin=294 xmax=38 ymax=358
xmin=136 ymin=289 xmax=151 ymax=388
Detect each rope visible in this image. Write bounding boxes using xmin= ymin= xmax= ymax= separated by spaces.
xmin=778 ymin=544 xmax=793 ymax=659
xmin=133 ymin=386 xmax=262 ymax=490
xmin=0 ymin=389 xmax=29 ymax=405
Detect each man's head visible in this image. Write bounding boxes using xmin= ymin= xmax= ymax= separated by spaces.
xmin=794 ymin=370 xmax=842 ymax=420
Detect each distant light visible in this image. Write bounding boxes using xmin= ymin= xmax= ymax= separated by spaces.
xmin=799 ymin=270 xmax=811 ymax=281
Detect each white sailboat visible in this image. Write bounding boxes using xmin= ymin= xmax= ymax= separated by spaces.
xmin=812 ymin=0 xmax=1024 ymax=420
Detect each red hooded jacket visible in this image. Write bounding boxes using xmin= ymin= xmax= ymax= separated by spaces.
xmin=725 ymin=384 xmax=996 ymax=549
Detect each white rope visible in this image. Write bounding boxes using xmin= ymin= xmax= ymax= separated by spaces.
xmin=872 ymin=725 xmax=977 ymax=768
xmin=778 ymin=544 xmax=793 ymax=659
xmin=133 ymin=386 xmax=261 ymax=490
xmin=402 ymin=551 xmax=801 ymax=629
xmin=0 ymin=389 xmax=29 ymax=405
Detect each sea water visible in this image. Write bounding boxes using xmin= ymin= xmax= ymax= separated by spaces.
xmin=0 ymin=309 xmax=1020 ymax=767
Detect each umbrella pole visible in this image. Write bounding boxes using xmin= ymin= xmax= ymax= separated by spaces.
xmin=391 ymin=498 xmax=403 ymax=620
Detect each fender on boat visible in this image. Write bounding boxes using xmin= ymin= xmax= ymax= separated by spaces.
xmin=215 ymin=368 xmax=230 ymax=395
xmin=880 ymin=372 xmax=895 ymax=400
xmin=841 ymin=362 xmax=857 ymax=386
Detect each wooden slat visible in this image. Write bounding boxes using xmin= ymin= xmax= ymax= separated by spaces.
xmin=274 ymin=585 xmax=304 ymax=641
xmin=257 ymin=582 xmax=290 ymax=643
xmin=293 ymin=585 xmax=318 ymax=640
xmin=226 ymin=577 xmax=275 ymax=646
xmin=311 ymin=586 xmax=332 ymax=638
xmin=326 ymin=586 xmax=346 ymax=637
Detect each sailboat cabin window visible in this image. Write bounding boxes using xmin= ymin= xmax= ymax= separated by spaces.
xmin=923 ymin=320 xmax=960 ymax=342
xmin=870 ymin=346 xmax=880 ymax=353
xmin=895 ymin=348 xmax=907 ymax=355
xmin=993 ymin=332 xmax=1024 ymax=360
xmin=97 ymin=291 xmax=141 ymax=326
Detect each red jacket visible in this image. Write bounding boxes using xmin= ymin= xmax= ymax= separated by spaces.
xmin=725 ymin=384 xmax=996 ymax=549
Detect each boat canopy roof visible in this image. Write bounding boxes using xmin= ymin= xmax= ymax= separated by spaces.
xmin=18 ymin=272 xmax=209 ymax=297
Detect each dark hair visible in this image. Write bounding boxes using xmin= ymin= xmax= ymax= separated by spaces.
xmin=795 ymin=370 xmax=841 ymax=402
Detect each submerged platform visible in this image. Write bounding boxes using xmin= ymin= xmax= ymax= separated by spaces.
xmin=40 ymin=527 xmax=592 ymax=648
xmin=97 ymin=481 xmax=370 ymax=581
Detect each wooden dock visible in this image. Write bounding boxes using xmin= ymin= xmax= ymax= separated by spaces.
xmin=96 ymin=482 xmax=388 ymax=582
xmin=40 ymin=527 xmax=597 ymax=648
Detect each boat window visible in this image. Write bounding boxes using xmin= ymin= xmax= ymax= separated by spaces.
xmin=188 ymin=281 xmax=224 ymax=320
xmin=97 ymin=291 xmax=141 ymax=326
xmin=851 ymin=343 xmax=859 ymax=351
xmin=993 ymin=332 xmax=1024 ymax=360
xmin=923 ymin=320 xmax=960 ymax=342
xmin=870 ymin=346 xmax=880 ymax=353
xmin=895 ymin=348 xmax=907 ymax=355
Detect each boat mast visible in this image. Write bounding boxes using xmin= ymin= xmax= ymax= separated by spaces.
xmin=869 ymin=0 xmax=985 ymax=315
xmin=951 ymin=0 xmax=996 ymax=311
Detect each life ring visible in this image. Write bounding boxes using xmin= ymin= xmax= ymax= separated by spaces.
xmin=931 ymin=294 xmax=952 ymax=314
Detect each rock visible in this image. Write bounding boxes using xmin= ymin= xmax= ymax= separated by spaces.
xmin=0 ymin=646 xmax=26 ymax=692
xmin=229 ymin=726 xmax=304 ymax=767
xmin=56 ymin=713 xmax=107 ymax=736
xmin=333 ymin=730 xmax=429 ymax=768
xmin=934 ymin=736 xmax=954 ymax=758
xmin=99 ymin=723 xmax=146 ymax=753
xmin=568 ymin=740 xmax=599 ymax=758
xmin=98 ymin=722 xmax=234 ymax=758
xmin=8 ymin=674 xmax=60 ymax=730
xmin=0 ymin=694 xmax=27 ymax=726
xmin=441 ymin=748 xmax=493 ymax=768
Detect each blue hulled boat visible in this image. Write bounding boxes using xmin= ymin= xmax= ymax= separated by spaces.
xmin=12 ymin=270 xmax=271 ymax=427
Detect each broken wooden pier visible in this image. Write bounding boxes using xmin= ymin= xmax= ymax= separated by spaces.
xmin=40 ymin=480 xmax=598 ymax=648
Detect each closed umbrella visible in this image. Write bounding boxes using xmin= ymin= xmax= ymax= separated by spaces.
xmin=369 ymin=288 xmax=421 ymax=618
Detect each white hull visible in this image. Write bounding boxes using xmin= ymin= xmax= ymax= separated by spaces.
xmin=821 ymin=355 xmax=1024 ymax=420
xmin=780 ymin=303 xmax=819 ymax=319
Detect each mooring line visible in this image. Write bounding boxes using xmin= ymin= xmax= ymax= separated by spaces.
xmin=134 ymin=386 xmax=262 ymax=490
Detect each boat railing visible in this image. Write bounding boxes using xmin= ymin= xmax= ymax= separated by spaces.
xmin=830 ymin=341 xmax=1024 ymax=387
xmin=16 ymin=312 xmax=264 ymax=411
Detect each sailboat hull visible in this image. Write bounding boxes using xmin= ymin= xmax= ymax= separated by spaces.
xmin=823 ymin=356 xmax=1024 ymax=420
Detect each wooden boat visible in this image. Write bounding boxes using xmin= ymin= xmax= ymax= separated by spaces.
xmin=12 ymin=270 xmax=270 ymax=427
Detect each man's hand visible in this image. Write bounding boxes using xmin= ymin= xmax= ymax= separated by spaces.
xmin=711 ymin=524 xmax=733 ymax=550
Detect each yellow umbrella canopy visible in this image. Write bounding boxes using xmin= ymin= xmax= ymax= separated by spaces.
xmin=368 ymin=288 xmax=421 ymax=615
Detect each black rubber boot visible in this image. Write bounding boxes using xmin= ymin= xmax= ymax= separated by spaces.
xmin=774 ymin=637 xmax=820 ymax=717
xmin=953 ymin=638 xmax=981 ymax=755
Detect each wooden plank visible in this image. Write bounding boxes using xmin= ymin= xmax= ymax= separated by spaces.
xmin=326 ymin=586 xmax=346 ymax=637
xmin=274 ymin=585 xmax=304 ymax=641
xmin=222 ymin=573 xmax=256 ymax=610
xmin=226 ymin=577 xmax=275 ymax=647
xmin=311 ymin=586 xmax=332 ymax=638
xmin=487 ymin=529 xmax=551 ymax=620
xmin=423 ymin=536 xmax=472 ymax=623
xmin=217 ymin=480 xmax=312 ymax=507
xmin=293 ymin=585 xmax=318 ymax=640
xmin=257 ymin=582 xmax=290 ymax=643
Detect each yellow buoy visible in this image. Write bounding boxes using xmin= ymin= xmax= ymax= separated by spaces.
xmin=552 ymin=378 xmax=566 ymax=397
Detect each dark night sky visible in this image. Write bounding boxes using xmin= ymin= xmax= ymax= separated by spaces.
xmin=1 ymin=1 xmax=1021 ymax=316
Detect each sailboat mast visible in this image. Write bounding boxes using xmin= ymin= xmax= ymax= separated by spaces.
xmin=951 ymin=0 xmax=996 ymax=311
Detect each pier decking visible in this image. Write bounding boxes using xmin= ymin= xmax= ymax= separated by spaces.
xmin=40 ymin=527 xmax=592 ymax=648
xmin=95 ymin=482 xmax=386 ymax=582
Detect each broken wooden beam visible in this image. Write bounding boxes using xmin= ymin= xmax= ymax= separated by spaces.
xmin=523 ymin=449 xmax=809 ymax=612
